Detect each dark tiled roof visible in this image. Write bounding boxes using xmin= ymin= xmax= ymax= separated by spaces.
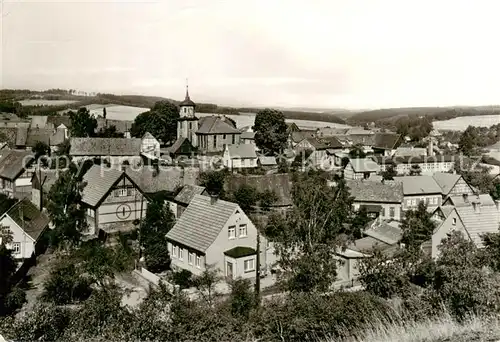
xmin=166 ymin=195 xmax=240 ymax=252
xmin=81 ymin=165 xmax=124 ymax=207
xmin=346 ymin=179 xmax=403 ymax=203
xmin=319 ymin=136 xmax=343 ymax=149
xmin=348 ymin=236 xmax=391 ymax=253
xmin=16 ymin=128 xmax=28 ymax=146
xmin=432 ymin=173 xmax=461 ymax=196
xmin=197 ymin=116 xmax=240 ymax=134
xmin=394 ymin=176 xmax=442 ymax=195
xmin=0 ymin=150 xmax=34 ymax=180
xmin=179 ymin=90 xmax=196 ymax=107
xmin=126 ymin=166 xmax=199 ymax=194
xmin=224 ymin=246 xmax=256 ymax=258
xmin=167 ymin=138 xmax=195 ymax=155
xmin=174 ymin=185 xmax=207 ymax=205
xmin=305 ymin=138 xmax=329 ymax=150
xmin=6 ymin=198 xmax=49 ymax=241
xmin=25 ymin=128 xmax=66 ymax=147
xmin=291 ymin=130 xmax=316 ymax=143
xmin=69 ymin=138 xmax=142 ymax=156
xmin=373 ymin=133 xmax=401 ymax=150
xmin=0 ymin=128 xmax=19 ymax=147
xmin=364 ymin=220 xmax=402 ymax=245
xmin=225 ymin=173 xmax=292 ymax=207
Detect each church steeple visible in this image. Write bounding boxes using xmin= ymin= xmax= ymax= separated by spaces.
xmin=180 ymin=79 xmax=195 ymax=108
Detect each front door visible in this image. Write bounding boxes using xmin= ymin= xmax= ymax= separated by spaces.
xmin=226 ymin=261 xmax=233 ymax=279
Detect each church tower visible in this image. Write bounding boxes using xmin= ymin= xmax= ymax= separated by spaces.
xmin=177 ymin=82 xmax=198 ymax=147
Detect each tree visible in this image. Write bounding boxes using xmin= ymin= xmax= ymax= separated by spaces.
xmin=400 ymin=201 xmax=435 ymax=250
xmin=409 ymin=164 xmax=422 ymax=176
xmin=351 ymin=206 xmax=371 ymax=239
xmin=103 ymin=107 xmax=107 ymax=119
xmin=253 ymin=108 xmax=288 ymax=155
xmin=229 ymin=278 xmax=254 ymax=319
xmin=348 ymin=144 xmax=366 ymax=159
xmin=42 ymin=262 xmax=92 ymax=305
xmin=266 ymin=174 xmax=354 ymax=292
xmin=258 ymin=189 xmax=279 ymax=211
xmin=32 ymin=141 xmax=50 ymax=161
xmin=141 ymin=198 xmax=175 ymax=273
xmin=96 ymin=125 xmax=124 ymax=138
xmin=46 ymin=163 xmax=88 ymax=247
xmin=0 ymin=244 xmax=22 ymax=316
xmin=69 ymin=107 xmax=97 ymax=137
xmin=458 ymin=126 xmax=478 ymax=156
xmin=130 ymin=101 xmax=179 ymax=144
xmin=191 ymin=265 xmax=222 ymax=306
xmin=198 ymin=170 xmax=227 ymax=197
xmin=232 ymin=184 xmax=258 ymax=214
xmin=381 ymin=164 xmax=397 ymax=180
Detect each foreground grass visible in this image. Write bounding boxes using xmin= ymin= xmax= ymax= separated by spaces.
xmin=338 ymin=314 xmax=500 ymax=342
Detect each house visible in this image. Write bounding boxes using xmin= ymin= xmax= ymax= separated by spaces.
xmin=394 ymin=176 xmax=443 ymax=211
xmin=165 ymin=137 xmax=196 ymax=158
xmin=393 ymin=146 xmax=428 ymax=158
xmin=372 ymin=155 xmax=455 ymax=175
xmin=80 ymin=165 xmax=148 ymax=236
xmin=343 ymin=158 xmax=379 ymax=180
xmin=223 ymin=144 xmax=258 ymax=170
xmin=21 ymin=127 xmax=67 ymax=152
xmin=346 ymin=179 xmax=404 ymax=221
xmin=0 ymin=150 xmax=35 ymax=199
xmin=286 ymin=122 xmax=300 ymax=134
xmin=294 ymin=137 xmax=331 ymax=167
xmin=141 ymin=132 xmax=161 ymax=158
xmin=335 ymin=248 xmax=368 ymax=285
xmin=126 ymin=166 xmax=199 ymax=196
xmin=225 ymin=173 xmax=293 ymax=210
xmin=0 ymin=198 xmax=49 ymax=262
xmin=431 ymin=194 xmax=500 ymax=258
xmin=168 ymin=185 xmax=208 ymax=219
xmin=196 ymin=116 xmax=241 ymax=153
xmin=46 ymin=115 xmax=72 ymax=132
xmin=69 ymin=137 xmax=142 ymax=166
xmin=371 ymin=133 xmax=402 ymax=156
xmin=432 ymin=172 xmax=475 ymax=199
xmin=258 ymin=156 xmax=277 ymax=169
xmin=288 ymin=130 xmax=316 ymax=148
xmin=166 ymin=194 xmax=271 ymax=280
xmin=31 ymin=169 xmax=61 ymax=210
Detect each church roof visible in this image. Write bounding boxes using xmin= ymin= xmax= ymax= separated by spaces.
xmin=179 ymin=87 xmax=196 ymax=107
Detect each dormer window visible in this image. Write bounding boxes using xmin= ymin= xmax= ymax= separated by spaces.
xmin=452 ymin=217 xmax=457 ymax=226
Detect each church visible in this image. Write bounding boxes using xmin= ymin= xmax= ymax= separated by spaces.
xmin=175 ymin=86 xmax=242 ymax=154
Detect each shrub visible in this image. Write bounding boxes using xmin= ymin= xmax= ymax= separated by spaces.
xmin=171 ymin=269 xmax=193 ymax=289
xmin=42 ymin=262 xmax=92 ymax=305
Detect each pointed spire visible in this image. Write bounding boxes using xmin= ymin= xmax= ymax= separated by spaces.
xmin=180 ymin=78 xmax=196 ymax=108
xmin=185 ymin=78 xmax=190 ymax=100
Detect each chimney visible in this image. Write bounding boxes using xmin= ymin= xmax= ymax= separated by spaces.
xmin=210 ymin=193 xmax=219 ymax=205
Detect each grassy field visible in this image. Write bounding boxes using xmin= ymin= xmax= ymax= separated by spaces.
xmin=339 ymin=314 xmax=500 ymax=342
xmin=18 ymin=99 xmax=78 ymax=106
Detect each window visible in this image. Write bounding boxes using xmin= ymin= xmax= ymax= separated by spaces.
xmin=196 ymin=255 xmax=201 ymax=268
xmin=127 ymin=188 xmax=134 ymax=196
xmin=389 ymin=207 xmax=395 ymax=218
xmin=214 ymin=135 xmax=217 ymax=148
xmin=12 ymin=242 xmax=20 ymax=254
xmin=114 ymin=188 xmax=128 ymax=197
xmin=87 ymin=208 xmax=94 ymax=217
xmin=188 ymin=252 xmax=193 ymax=265
xmin=172 ymin=246 xmax=178 ymax=258
xmin=433 ymin=197 xmax=438 ymax=205
xmin=239 ymin=224 xmax=247 ymax=237
xmin=223 ymin=134 xmax=226 ymax=139
xmin=232 ymin=134 xmax=235 ymax=144
xmin=406 ymin=200 xmax=412 ymax=207
xmin=189 ymin=122 xmax=192 ymax=130
xmin=179 ymin=248 xmax=184 ymax=261
xmin=452 ymin=217 xmax=457 ymax=226
xmin=228 ymin=226 xmax=236 ymax=239
xmin=381 ymin=207 xmax=386 ymax=217
xmin=244 ymin=258 xmax=255 ymax=272
xmin=411 ymin=199 xmax=416 ymax=206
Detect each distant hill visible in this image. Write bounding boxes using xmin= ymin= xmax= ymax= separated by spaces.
xmin=347 ymin=106 xmax=500 ymax=126
xmin=0 ymin=89 xmax=348 ymax=125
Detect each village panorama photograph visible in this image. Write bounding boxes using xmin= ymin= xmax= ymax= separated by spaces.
xmin=1 ymin=0 xmax=500 ymax=341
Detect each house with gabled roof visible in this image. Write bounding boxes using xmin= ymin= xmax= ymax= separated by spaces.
xmin=69 ymin=137 xmax=142 ymax=166
xmin=0 ymin=198 xmax=49 ymax=262
xmin=80 ymin=165 xmax=148 ymax=236
xmin=394 ymin=176 xmax=443 ymax=211
xmin=168 ymin=184 xmax=208 ymax=219
xmin=431 ymin=194 xmax=500 ymax=258
xmin=372 ymin=133 xmax=402 ymax=156
xmin=346 ymin=179 xmax=404 ymax=220
xmin=223 ymin=144 xmax=258 ymax=170
xmin=343 ymin=158 xmax=379 ymax=180
xmin=196 ymin=115 xmax=241 ymax=153
xmin=141 ymin=132 xmax=161 ymax=158
xmin=166 ymin=194 xmax=271 ymax=280
xmin=432 ymin=172 xmax=475 ymax=199
xmin=289 ymin=130 xmax=317 ymax=148
xmin=0 ymin=150 xmax=35 ymax=199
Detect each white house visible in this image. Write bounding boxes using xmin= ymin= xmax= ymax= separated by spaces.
xmin=223 ymin=144 xmax=258 ymax=170
xmin=141 ymin=132 xmax=161 ymax=158
xmin=166 ymin=195 xmax=273 ymax=280
xmin=0 ymin=198 xmax=49 ymax=262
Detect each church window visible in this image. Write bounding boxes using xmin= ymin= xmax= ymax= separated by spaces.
xmin=189 ymin=122 xmax=192 ymax=130
xmin=232 ymin=134 xmax=235 ymax=144
xmin=214 ymin=135 xmax=217 ymax=148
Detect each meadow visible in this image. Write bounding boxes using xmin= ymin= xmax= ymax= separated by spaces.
xmin=19 ymin=99 xmax=78 ymax=106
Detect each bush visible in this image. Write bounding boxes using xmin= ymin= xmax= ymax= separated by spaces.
xmin=171 ymin=269 xmax=193 ymax=289
xmin=42 ymin=262 xmax=92 ymax=305
xmin=4 ymin=286 xmax=26 ymax=314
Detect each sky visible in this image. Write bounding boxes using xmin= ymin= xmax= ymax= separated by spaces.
xmin=1 ymin=0 xmax=500 ymax=109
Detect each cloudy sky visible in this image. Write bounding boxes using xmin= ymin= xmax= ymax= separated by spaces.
xmin=1 ymin=0 xmax=500 ymax=109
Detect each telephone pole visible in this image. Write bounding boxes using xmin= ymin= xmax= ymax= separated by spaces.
xmin=255 ymin=223 xmax=261 ymax=304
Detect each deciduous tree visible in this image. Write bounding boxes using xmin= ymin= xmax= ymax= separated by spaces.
xmin=130 ymin=101 xmax=179 ymax=144
xmin=69 ymin=107 xmax=97 ymax=137
xmin=253 ymin=108 xmax=288 ymax=155
xmin=400 ymin=201 xmax=435 ymax=250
